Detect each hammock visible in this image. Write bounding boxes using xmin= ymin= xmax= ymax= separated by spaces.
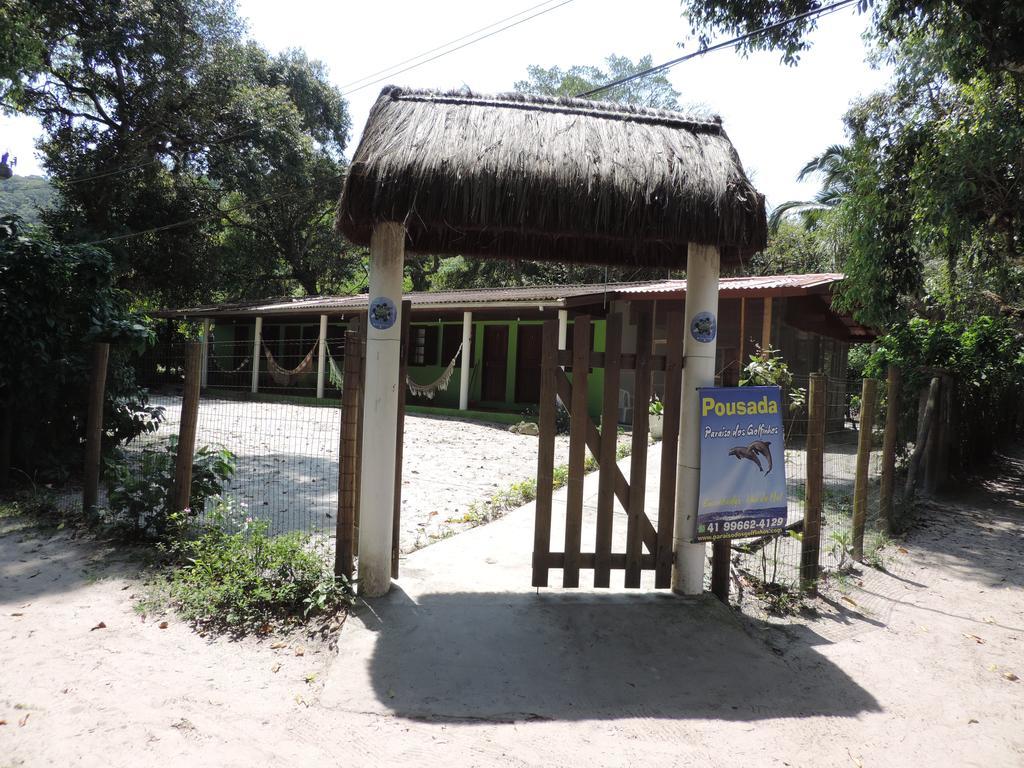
xmin=406 ymin=342 xmax=463 ymax=399
xmin=262 ymin=341 xmax=317 ymax=387
xmin=326 ymin=342 xmax=345 ymax=389
xmin=208 ymin=352 xmax=251 ymax=374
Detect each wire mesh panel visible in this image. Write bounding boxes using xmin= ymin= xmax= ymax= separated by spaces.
xmin=106 ymin=338 xmax=344 ymax=538
xmin=731 ymin=373 xmax=888 ymax=591
xmin=116 ymin=392 xmax=340 ymax=536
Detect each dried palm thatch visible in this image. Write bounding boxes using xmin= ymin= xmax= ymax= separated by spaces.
xmin=337 ymin=87 xmax=767 ymax=268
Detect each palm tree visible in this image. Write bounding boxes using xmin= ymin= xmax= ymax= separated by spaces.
xmin=769 ymin=144 xmax=852 ymax=231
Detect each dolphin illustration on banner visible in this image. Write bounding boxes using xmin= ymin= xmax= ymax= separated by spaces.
xmin=727 ymin=440 xmax=774 ymax=475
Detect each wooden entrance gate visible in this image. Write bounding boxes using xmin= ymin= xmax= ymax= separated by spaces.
xmin=532 ymin=309 xmax=684 ymax=589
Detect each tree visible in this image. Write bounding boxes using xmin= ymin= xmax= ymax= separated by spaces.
xmin=0 ymin=215 xmax=157 ymax=482
xmin=513 ymin=54 xmax=695 ymax=112
xmin=0 ymin=174 xmax=54 ymax=223
xmin=747 ymin=218 xmax=838 ymax=275
xmin=0 ymin=1 xmax=356 ymax=306
xmin=678 ymin=1 xmax=1024 ymax=74
xmin=768 ymin=144 xmax=852 ymax=231
xmin=827 ymin=28 xmax=1024 ymax=327
xmin=204 ymin=45 xmax=358 ymax=298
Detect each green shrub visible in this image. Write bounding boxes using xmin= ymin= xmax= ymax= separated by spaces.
xmin=0 ymin=215 xmax=158 ymax=481
xmin=167 ymin=500 xmax=352 ymax=631
xmin=103 ymin=439 xmax=235 ymax=540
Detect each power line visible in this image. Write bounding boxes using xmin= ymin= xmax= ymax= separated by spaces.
xmin=576 ymin=0 xmax=859 ymax=98
xmin=60 ymin=0 xmax=574 ymax=187
xmin=339 ymin=0 xmax=574 ymax=98
xmin=338 ymin=0 xmax=569 ymax=92
xmin=70 ymin=0 xmax=855 ymax=247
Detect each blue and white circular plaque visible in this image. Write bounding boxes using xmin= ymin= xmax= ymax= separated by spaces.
xmin=368 ymin=296 xmax=397 ymax=330
xmin=690 ymin=311 xmax=717 ymax=343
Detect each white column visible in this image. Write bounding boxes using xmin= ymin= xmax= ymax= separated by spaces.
xmin=672 ymin=243 xmax=721 ymax=595
xmin=316 ymin=314 xmax=328 ymax=399
xmin=199 ymin=318 xmax=211 ymax=389
xmin=357 ymin=222 xmax=405 ymax=597
xmin=556 ymin=309 xmax=569 ymax=408
xmin=459 ymin=311 xmax=472 ymax=410
xmin=250 ymin=316 xmax=262 ymax=394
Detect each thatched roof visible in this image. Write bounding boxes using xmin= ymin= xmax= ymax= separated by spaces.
xmin=336 ymin=87 xmax=766 ymax=268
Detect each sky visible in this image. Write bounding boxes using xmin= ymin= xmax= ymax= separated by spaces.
xmin=0 ymin=0 xmax=890 ymax=209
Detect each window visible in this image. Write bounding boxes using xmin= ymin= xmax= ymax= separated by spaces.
xmin=407 ymin=325 xmax=439 ymax=366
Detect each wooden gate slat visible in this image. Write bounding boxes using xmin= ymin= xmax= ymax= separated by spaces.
xmin=594 ymin=313 xmax=623 ymax=587
xmin=391 ymin=300 xmax=412 ymax=579
xmin=554 ymin=369 xmax=657 ymax=553
xmin=625 ymin=307 xmax=653 ymax=588
xmin=562 ymin=314 xmax=591 ymax=588
xmin=558 ymin=350 xmax=669 ymax=371
xmin=655 ymin=311 xmax=684 ymax=588
xmin=532 ymin=319 xmax=559 ymax=588
xmin=537 ymin=552 xmax=656 ymax=569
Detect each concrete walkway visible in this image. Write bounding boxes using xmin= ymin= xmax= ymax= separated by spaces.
xmin=321 ymin=444 xmax=876 ymax=725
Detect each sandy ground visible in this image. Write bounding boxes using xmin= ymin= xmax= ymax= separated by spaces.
xmin=2 ymin=446 xmax=1022 ymax=767
xmin=123 ymin=394 xmax=572 ymax=549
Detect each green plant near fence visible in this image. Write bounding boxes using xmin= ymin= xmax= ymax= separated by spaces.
xmin=163 ymin=499 xmax=353 ymax=632
xmin=103 ymin=438 xmax=236 ymax=540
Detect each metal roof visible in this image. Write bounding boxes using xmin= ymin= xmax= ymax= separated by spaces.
xmin=609 ymin=273 xmax=846 ymax=298
xmin=158 ymin=273 xmax=847 ymax=320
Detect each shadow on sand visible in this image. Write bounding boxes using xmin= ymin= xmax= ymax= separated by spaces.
xmin=347 ymin=586 xmax=880 ymax=723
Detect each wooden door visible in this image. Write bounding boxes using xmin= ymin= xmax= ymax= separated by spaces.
xmin=482 ymin=325 xmax=508 ymax=402
xmin=515 ymin=325 xmax=543 ymax=404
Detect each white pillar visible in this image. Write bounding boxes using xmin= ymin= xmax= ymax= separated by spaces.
xmin=357 ymin=223 xmax=405 ymax=597
xmin=459 ymin=311 xmax=472 ymax=410
xmin=250 ymin=316 xmax=262 ymax=394
xmin=316 ymin=314 xmax=328 ymax=399
xmin=199 ymin=318 xmax=211 ymax=389
xmin=672 ymin=243 xmax=721 ymax=595
xmin=556 ymin=309 xmax=569 ymax=408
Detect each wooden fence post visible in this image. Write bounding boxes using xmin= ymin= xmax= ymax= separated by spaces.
xmin=800 ymin=372 xmax=826 ymax=594
xmin=851 ymin=377 xmax=878 ymax=562
xmin=335 ymin=327 xmax=364 ymax=580
xmin=82 ymin=342 xmax=111 ymax=514
xmin=171 ymin=342 xmax=202 ymax=513
xmin=710 ymin=540 xmax=731 ymax=602
xmin=879 ymin=366 xmax=902 ymax=533
xmin=391 ymin=300 xmax=411 ymax=579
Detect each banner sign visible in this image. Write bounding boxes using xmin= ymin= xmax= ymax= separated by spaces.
xmin=696 ymin=385 xmax=788 ymax=541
